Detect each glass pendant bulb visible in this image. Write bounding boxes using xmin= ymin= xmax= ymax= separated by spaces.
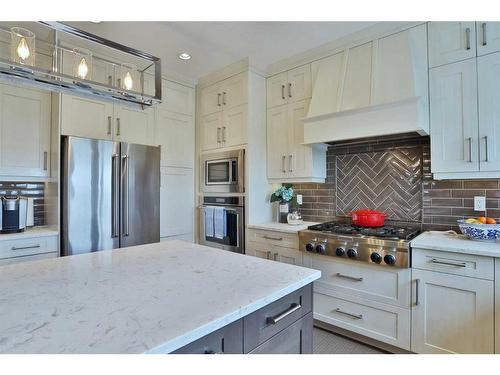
xmin=123 ymin=71 xmax=133 ymax=90
xmin=77 ymin=57 xmax=89 ymax=79
xmin=16 ymin=37 xmax=30 ymax=61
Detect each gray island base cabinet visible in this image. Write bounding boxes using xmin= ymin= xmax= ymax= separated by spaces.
xmin=172 ymin=284 xmax=313 ymax=354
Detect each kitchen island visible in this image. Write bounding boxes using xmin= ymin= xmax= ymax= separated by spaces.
xmin=0 ymin=240 xmax=320 ymax=354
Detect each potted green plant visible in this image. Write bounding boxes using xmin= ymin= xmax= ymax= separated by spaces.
xmin=270 ymin=184 xmax=296 ymax=223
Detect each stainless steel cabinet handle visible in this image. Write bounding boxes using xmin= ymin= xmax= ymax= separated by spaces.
xmin=282 ymin=155 xmax=286 ymax=173
xmin=484 ymin=136 xmax=489 ymax=162
xmin=122 ymin=154 xmax=130 ymax=237
xmin=466 ymin=27 xmax=471 ymax=50
xmin=217 ymin=127 xmax=221 ymax=143
xmin=288 ymin=82 xmax=292 ymax=98
xmin=266 ymin=251 xmax=272 ymax=260
xmin=43 ymin=151 xmax=48 ymax=171
xmin=222 ymin=126 xmax=226 ymax=142
xmin=273 ymin=252 xmax=278 ymax=261
xmin=334 ymin=308 xmax=363 ymax=320
xmin=415 ymin=279 xmax=420 ymax=306
xmin=217 ymin=93 xmax=221 ymax=107
xmin=263 ymin=235 xmax=283 ymax=241
xmin=111 ymin=154 xmax=120 ymax=238
xmin=267 ymin=303 xmax=302 ymax=325
xmin=288 ymin=154 xmax=293 ymax=172
xmin=335 ymin=273 xmax=363 ymax=282
xmin=11 ymin=244 xmax=40 ymax=251
xmin=467 ymin=137 xmax=472 ymax=162
xmin=222 ymin=91 xmax=226 ymax=105
xmin=281 ymin=84 xmax=285 ymax=100
xmin=108 ymin=75 xmax=113 ymax=86
xmin=116 ymin=118 xmax=121 ymax=136
xmin=482 ymin=22 xmax=487 ymax=46
xmin=117 ymin=78 xmax=121 ymax=88
xmin=107 ymin=116 xmax=112 ymax=135
xmin=430 ymin=258 xmax=467 ymax=267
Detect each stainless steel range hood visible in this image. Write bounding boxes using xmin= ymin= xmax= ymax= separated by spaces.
xmin=0 ymin=22 xmax=161 ymax=107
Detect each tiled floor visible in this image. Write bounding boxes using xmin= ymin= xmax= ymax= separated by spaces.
xmin=313 ymin=327 xmax=386 ymax=354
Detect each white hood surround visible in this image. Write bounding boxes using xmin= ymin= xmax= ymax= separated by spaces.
xmin=302 ymin=24 xmax=429 ymax=144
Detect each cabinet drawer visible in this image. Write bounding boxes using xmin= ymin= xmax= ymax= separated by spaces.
xmin=172 ymin=319 xmax=243 ymax=354
xmin=246 ymin=229 xmax=298 ymax=249
xmin=0 ymin=251 xmax=57 ymax=266
xmin=0 ymin=235 xmax=58 ymax=260
xmin=243 ymin=284 xmax=312 ymax=353
xmin=247 ymin=241 xmax=303 ymax=266
xmin=314 ymin=291 xmax=410 ymax=350
xmin=307 ymin=255 xmax=410 ymax=308
xmin=412 ymin=248 xmax=494 ymax=280
xmin=248 ymin=312 xmax=313 ymax=354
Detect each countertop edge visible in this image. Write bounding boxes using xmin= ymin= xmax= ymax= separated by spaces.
xmin=145 ymin=271 xmax=321 ymax=354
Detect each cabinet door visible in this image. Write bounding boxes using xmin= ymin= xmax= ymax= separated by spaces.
xmin=200 ymin=83 xmax=222 ymax=116
xmin=0 ymin=84 xmax=50 ymax=177
xmin=411 ymin=269 xmax=494 ymax=354
xmin=266 ymin=72 xmax=288 ymax=108
xmin=61 ymin=94 xmax=113 ymax=140
xmin=266 ymin=105 xmax=289 ymax=179
xmin=287 ymin=64 xmax=312 ymax=103
xmin=340 ymin=42 xmax=373 ymax=111
xmin=478 ymin=52 xmax=500 ymax=172
xmin=155 ymin=109 xmax=194 ymax=168
xmin=477 ymin=22 xmax=500 ymax=56
xmin=428 ymin=22 xmax=476 ymax=68
xmin=161 ymin=80 xmax=194 ymax=115
xmin=200 ymin=112 xmax=223 ymax=151
xmin=430 ymin=59 xmax=479 ymax=173
xmin=221 ymin=104 xmax=247 ymax=148
xmin=160 ymin=167 xmax=194 ymax=238
xmin=113 ymin=105 xmax=155 ymax=145
xmin=220 ymin=73 xmax=247 ymax=109
xmin=288 ymin=99 xmax=311 ymax=178
xmin=272 ymin=247 xmax=303 ymax=266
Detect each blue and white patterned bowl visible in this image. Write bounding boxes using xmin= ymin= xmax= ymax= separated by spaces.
xmin=457 ymin=219 xmax=500 ymax=241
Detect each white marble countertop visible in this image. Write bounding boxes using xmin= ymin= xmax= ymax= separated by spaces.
xmin=0 ymin=240 xmax=320 ymax=354
xmin=247 ymin=221 xmax=319 ymax=233
xmin=411 ymin=231 xmax=500 ymax=258
xmin=0 ymin=226 xmax=58 ymax=241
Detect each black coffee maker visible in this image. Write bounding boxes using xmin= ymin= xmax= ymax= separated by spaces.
xmin=0 ymin=196 xmax=28 ymax=233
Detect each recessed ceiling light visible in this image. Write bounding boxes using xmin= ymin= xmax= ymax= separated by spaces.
xmin=90 ymin=21 xmax=102 ymax=24
xmin=178 ymin=52 xmax=191 ymax=61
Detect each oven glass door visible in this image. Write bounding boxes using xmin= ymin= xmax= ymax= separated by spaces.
xmin=200 ymin=205 xmax=243 ymax=253
xmin=206 ymin=159 xmax=237 ymax=185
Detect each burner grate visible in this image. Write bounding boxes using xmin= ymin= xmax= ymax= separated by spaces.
xmin=307 ymin=221 xmax=421 ymax=241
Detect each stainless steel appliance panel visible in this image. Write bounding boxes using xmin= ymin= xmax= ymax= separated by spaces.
xmin=61 ymin=136 xmax=119 ymax=255
xmin=119 ymin=142 xmax=160 ymax=248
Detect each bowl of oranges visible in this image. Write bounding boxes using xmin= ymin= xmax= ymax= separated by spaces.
xmin=458 ymin=217 xmax=500 ymax=241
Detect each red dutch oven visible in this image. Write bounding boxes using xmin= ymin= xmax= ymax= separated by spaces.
xmin=350 ymin=209 xmax=387 ymax=227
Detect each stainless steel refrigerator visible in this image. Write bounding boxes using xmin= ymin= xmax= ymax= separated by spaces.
xmin=61 ymin=136 xmax=160 ymax=256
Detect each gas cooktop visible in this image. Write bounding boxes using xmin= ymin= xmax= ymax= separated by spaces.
xmin=307 ymin=221 xmax=421 ymax=241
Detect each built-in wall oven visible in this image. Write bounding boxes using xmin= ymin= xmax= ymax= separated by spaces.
xmin=201 ymin=149 xmax=244 ymax=194
xmin=199 ymin=196 xmax=244 ymax=254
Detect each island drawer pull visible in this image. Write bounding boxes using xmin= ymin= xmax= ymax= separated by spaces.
xmin=11 ymin=244 xmax=41 ymax=251
xmin=430 ymin=258 xmax=467 ymax=267
xmin=267 ymin=303 xmax=301 ymax=325
xmin=335 ymin=273 xmax=363 ymax=282
xmin=263 ymin=235 xmax=283 ymax=241
xmin=333 ymin=308 xmax=363 ymax=320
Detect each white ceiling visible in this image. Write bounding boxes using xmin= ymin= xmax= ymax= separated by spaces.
xmin=68 ymin=22 xmax=377 ymax=82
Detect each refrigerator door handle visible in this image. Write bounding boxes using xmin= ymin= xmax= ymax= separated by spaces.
xmin=122 ymin=154 xmax=130 ymax=237
xmin=111 ymin=153 xmax=120 ymax=238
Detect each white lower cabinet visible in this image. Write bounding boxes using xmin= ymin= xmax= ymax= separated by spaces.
xmin=160 ymin=167 xmax=194 ymax=239
xmin=0 ymin=234 xmax=58 ymax=266
xmin=411 ymin=264 xmax=494 ymax=354
xmin=246 ymin=228 xmax=302 ymax=266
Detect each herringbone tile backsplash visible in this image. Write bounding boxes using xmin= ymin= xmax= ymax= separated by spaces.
xmin=294 ymin=135 xmax=500 ymax=230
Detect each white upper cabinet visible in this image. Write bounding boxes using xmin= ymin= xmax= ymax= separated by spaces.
xmin=267 ymin=104 xmax=289 ymax=179
xmin=428 ymin=22 xmax=476 ymax=67
xmin=478 ymin=52 xmax=500 ymax=172
xmin=288 ymin=99 xmax=312 ymax=178
xmin=113 ymin=105 xmax=155 ymax=146
xmin=266 ymin=72 xmax=288 ymax=108
xmin=430 ymin=59 xmax=479 ymax=174
xmin=0 ymin=84 xmax=51 ymax=177
xmin=155 ymin=110 xmax=194 ymax=168
xmin=340 ymin=42 xmax=373 ymax=111
xmin=477 ymin=22 xmax=500 ymax=56
xmin=160 ymin=80 xmax=194 ymax=115
xmin=199 ymin=72 xmax=248 ymax=152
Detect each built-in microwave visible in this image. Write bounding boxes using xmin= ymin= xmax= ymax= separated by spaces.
xmin=201 ymin=149 xmax=244 ymax=193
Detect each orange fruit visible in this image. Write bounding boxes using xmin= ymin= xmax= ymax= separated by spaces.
xmin=478 ymin=217 xmax=487 ymax=224
xmin=486 ymin=218 xmax=497 ymax=224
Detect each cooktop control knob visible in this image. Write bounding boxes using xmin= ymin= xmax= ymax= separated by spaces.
xmin=384 ymin=254 xmax=396 ymax=265
xmin=315 ymin=243 xmax=327 ymax=254
xmin=305 ymin=242 xmax=315 ymax=252
xmin=370 ymin=252 xmax=382 ymax=263
xmin=346 ymin=248 xmax=358 ymax=258
xmin=335 ymin=247 xmax=345 ymax=257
